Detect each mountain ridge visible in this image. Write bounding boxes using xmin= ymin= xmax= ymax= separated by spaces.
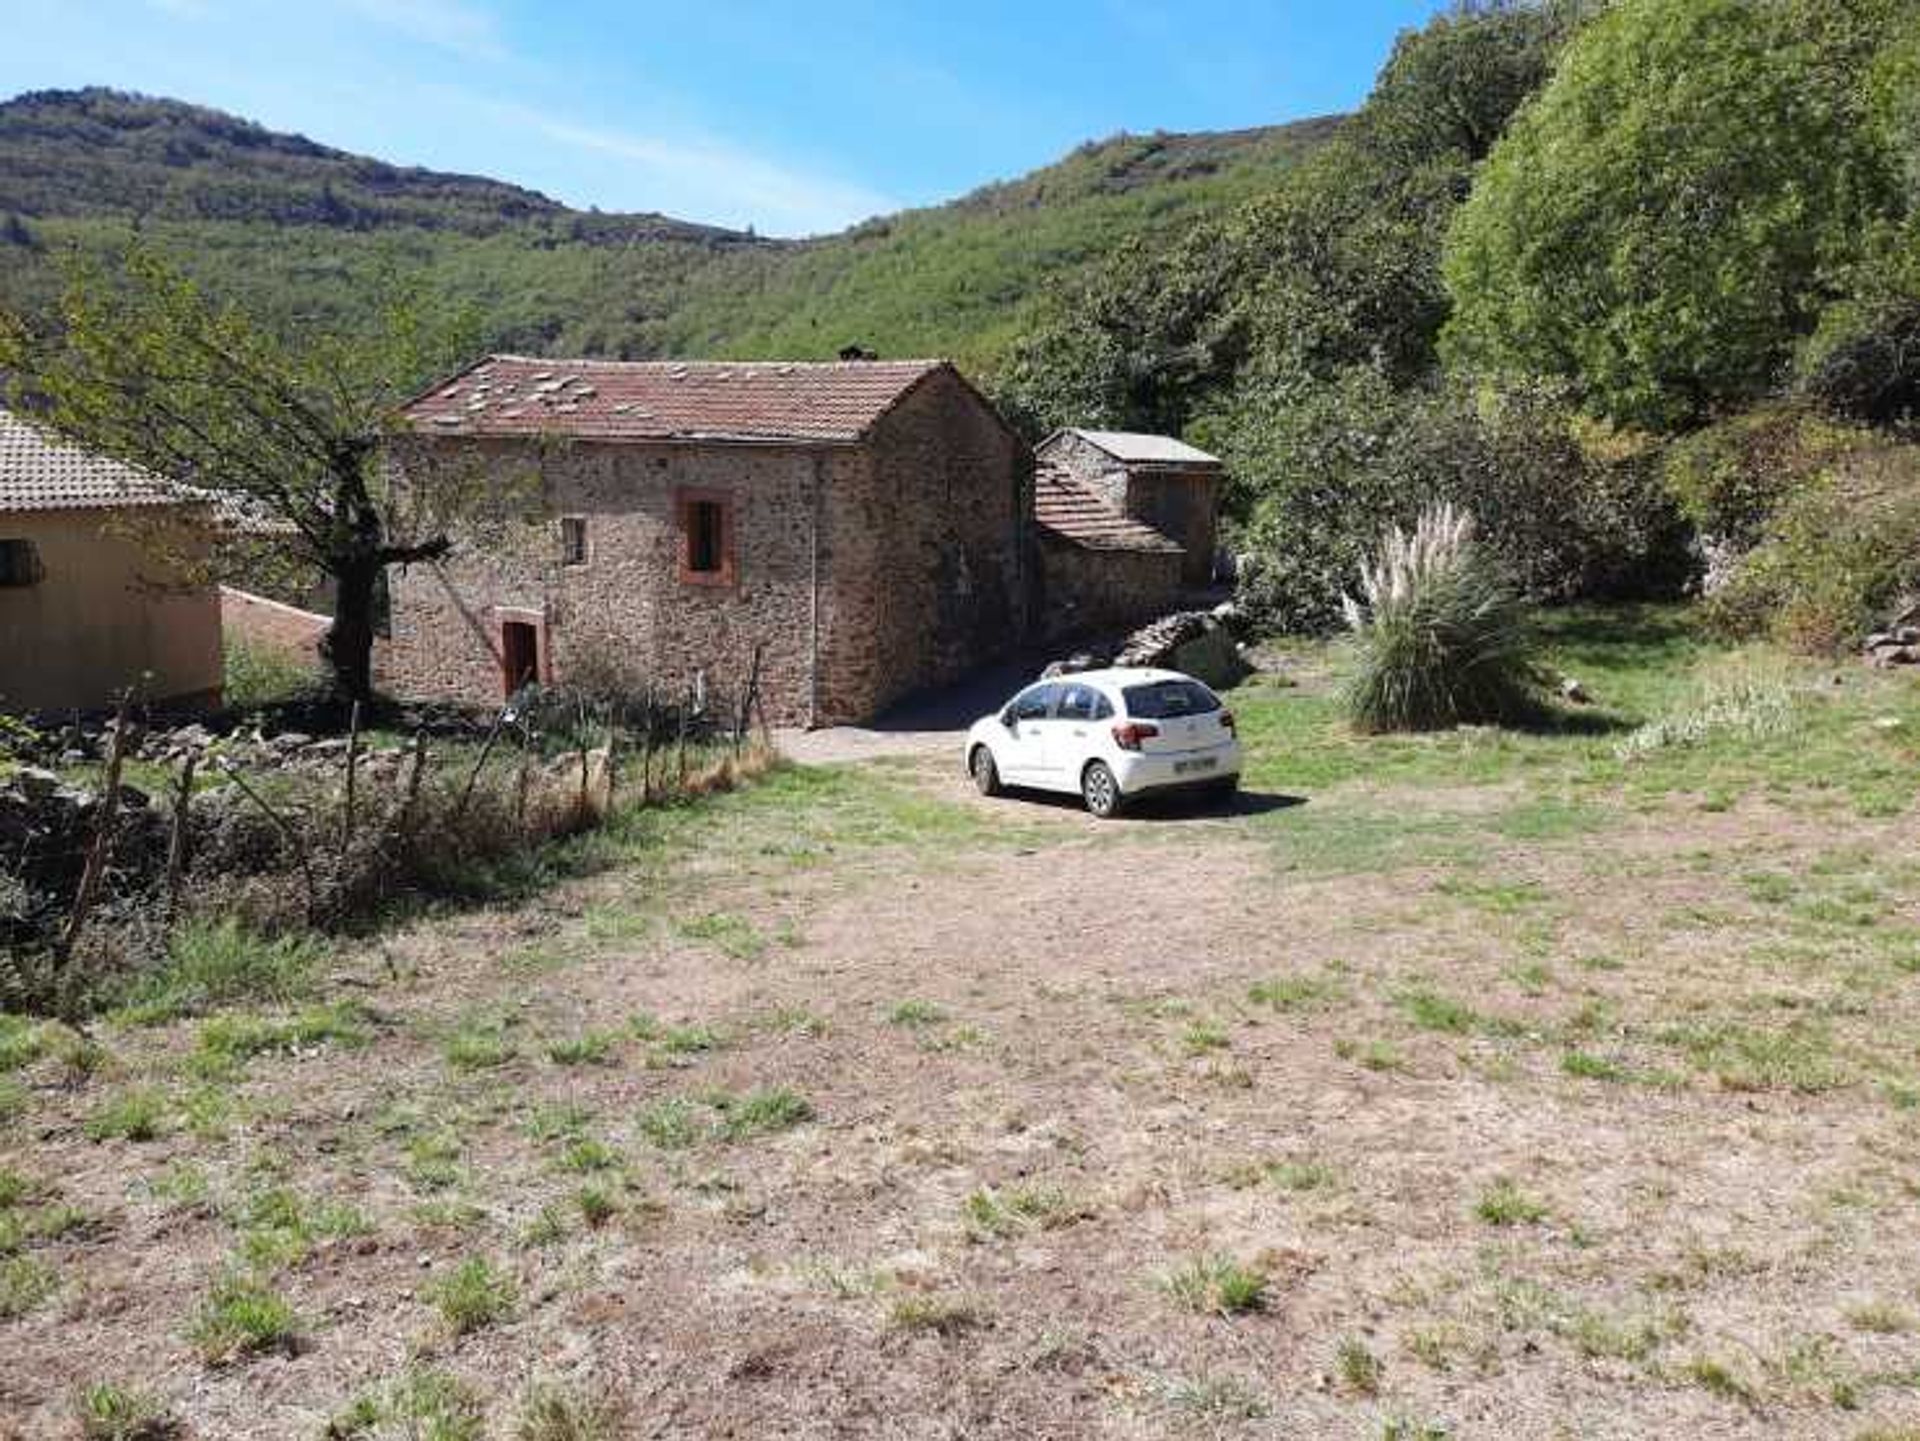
xmin=0 ymin=88 xmax=1343 ymax=371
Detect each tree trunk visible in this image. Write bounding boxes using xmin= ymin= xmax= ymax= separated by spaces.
xmin=323 ymin=556 xmax=380 ymax=705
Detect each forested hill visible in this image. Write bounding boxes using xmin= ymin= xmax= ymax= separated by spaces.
xmin=0 ymin=88 xmax=754 ymax=242
xmin=0 ymin=88 xmax=1341 ymax=367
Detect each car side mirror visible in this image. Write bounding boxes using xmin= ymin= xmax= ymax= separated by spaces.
xmin=1000 ymin=706 xmax=1016 ymax=727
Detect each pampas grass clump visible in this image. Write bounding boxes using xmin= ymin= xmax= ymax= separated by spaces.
xmin=1341 ymin=503 xmax=1543 ymax=732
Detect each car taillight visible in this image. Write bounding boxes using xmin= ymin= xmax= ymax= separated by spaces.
xmin=1112 ymin=721 xmax=1159 ymax=751
xmin=1218 ymin=709 xmax=1236 ymax=734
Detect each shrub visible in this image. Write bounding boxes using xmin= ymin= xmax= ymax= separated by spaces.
xmin=1703 ymin=455 xmax=1920 ymax=652
xmin=1340 ymin=504 xmax=1543 ymax=732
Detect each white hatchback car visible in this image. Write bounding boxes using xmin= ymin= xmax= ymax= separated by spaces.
xmin=964 ymin=668 xmax=1242 ymax=818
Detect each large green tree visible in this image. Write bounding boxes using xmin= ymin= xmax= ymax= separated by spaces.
xmin=1 ymin=244 xmax=477 ymax=704
xmin=1441 ymin=0 xmax=1906 ymax=431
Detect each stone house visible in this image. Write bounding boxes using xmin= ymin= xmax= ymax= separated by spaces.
xmin=384 ymin=356 xmax=1030 ymax=726
xmin=1036 ymin=429 xmax=1225 ymax=586
xmin=0 ymin=408 xmax=223 ymax=714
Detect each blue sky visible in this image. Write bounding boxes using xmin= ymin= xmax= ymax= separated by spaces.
xmin=2 ymin=0 xmax=1446 ymax=236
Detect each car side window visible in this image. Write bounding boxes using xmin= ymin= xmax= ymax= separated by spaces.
xmin=1058 ymin=684 xmax=1096 ymax=722
xmin=1010 ymin=684 xmax=1057 ymax=722
xmin=1091 ymin=690 xmax=1114 ymax=720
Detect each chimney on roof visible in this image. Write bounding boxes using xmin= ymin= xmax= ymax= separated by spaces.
xmin=837 ymin=345 xmax=878 ymax=362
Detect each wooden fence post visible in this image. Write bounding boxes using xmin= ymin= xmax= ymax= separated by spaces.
xmin=340 ymin=699 xmax=362 ymax=853
xmin=163 ymin=754 xmax=197 ymax=928
xmin=57 ymin=694 xmax=131 ymax=987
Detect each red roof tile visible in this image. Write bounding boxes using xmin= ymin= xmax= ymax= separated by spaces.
xmin=0 ymin=408 xmax=188 ymax=514
xmin=1034 ymin=465 xmax=1183 ymax=554
xmin=401 ymin=355 xmax=954 ymax=443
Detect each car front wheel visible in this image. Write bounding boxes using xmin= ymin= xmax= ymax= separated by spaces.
xmin=970 ymin=746 xmax=1002 ymax=797
xmin=1081 ymin=760 xmax=1123 ymax=819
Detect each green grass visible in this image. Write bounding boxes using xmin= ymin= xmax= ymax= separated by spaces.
xmin=1335 ymin=1337 xmax=1384 ymax=1395
xmin=711 ymin=1087 xmax=814 ymax=1141
xmin=188 ymin=1272 xmax=299 ymax=1363
xmin=423 ymin=1256 xmax=516 ymax=1335
xmin=515 ymin=1379 xmax=627 ymax=1440
xmin=0 ymin=1254 xmax=58 ymax=1318
xmin=961 ymin=1184 xmax=1086 ymax=1241
xmin=886 ymin=1294 xmax=981 ymax=1336
xmin=114 ymin=919 xmax=326 ymax=1024
xmin=887 ymin=999 xmax=949 ymax=1029
xmin=636 ymin=1096 xmax=702 ymax=1150
xmin=1247 ymin=975 xmax=1343 ymax=1011
xmin=189 ymin=1002 xmax=370 ymax=1076
xmin=76 ymin=1380 xmax=172 ymax=1441
xmin=1475 ymin=1179 xmax=1549 ymax=1227
xmin=329 ymin=1367 xmax=485 ymax=1441
xmin=1396 ymin=988 xmax=1481 ymax=1034
xmin=443 ymin=1011 xmax=518 ymax=1071
xmin=1160 ymin=1254 xmax=1268 ymax=1316
xmin=546 ymin=1029 xmax=619 ymax=1066
xmin=676 ymin=912 xmax=766 ymax=960
xmin=85 ymin=1088 xmax=167 ymax=1143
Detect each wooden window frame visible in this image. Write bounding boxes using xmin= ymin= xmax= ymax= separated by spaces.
xmin=675 ymin=487 xmax=736 ymax=588
xmin=559 ymin=515 xmax=589 ymax=567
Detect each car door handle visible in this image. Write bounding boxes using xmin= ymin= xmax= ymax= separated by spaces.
xmin=1072 ymin=729 xmax=1087 ymax=737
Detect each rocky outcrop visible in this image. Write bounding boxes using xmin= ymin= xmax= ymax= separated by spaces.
xmin=1865 ymin=598 xmax=1920 ymax=668
xmin=1041 ymin=605 xmax=1255 ymax=690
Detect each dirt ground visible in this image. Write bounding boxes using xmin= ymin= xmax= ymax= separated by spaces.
xmin=4 ymin=703 xmax=1920 ymax=1438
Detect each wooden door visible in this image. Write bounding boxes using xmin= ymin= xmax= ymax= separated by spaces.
xmin=501 ymin=620 xmax=539 ymax=695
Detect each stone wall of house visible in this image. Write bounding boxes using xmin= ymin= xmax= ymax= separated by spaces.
xmin=381 ymin=370 xmax=1030 ymax=726
xmin=832 ymin=370 xmax=1030 ymax=718
xmin=379 ymin=435 xmax=856 ymax=723
xmin=1037 ymin=538 xmax=1183 ymax=642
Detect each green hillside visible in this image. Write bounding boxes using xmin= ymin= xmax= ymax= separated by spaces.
xmin=0 ymin=88 xmax=1340 ymax=372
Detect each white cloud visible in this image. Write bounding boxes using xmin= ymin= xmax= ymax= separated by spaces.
xmin=335 ymin=0 xmax=506 ymax=63
xmin=523 ymin=112 xmax=900 ymax=237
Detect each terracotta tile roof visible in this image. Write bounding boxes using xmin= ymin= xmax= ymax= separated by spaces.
xmin=401 ymin=354 xmax=955 ymax=443
xmin=0 ymin=408 xmax=189 ymax=513
xmin=1034 ymin=465 xmax=1183 ymax=554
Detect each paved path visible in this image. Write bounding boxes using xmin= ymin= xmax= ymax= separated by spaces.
xmin=775 ymin=653 xmax=1042 ymax=765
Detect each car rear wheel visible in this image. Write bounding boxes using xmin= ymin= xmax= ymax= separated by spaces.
xmin=1081 ymin=760 xmax=1123 ymax=818
xmin=970 ymin=746 xmax=1002 ymax=797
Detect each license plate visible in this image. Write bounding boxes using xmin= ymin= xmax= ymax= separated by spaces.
xmin=1173 ymin=757 xmax=1217 ymax=775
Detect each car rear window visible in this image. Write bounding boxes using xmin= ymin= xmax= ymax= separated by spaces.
xmin=1122 ymin=679 xmax=1221 ymax=719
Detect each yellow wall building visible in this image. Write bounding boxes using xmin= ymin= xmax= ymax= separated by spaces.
xmin=0 ymin=409 xmax=222 ymax=714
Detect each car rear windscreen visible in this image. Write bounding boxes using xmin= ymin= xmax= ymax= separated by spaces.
xmin=1122 ymin=679 xmax=1221 ymax=719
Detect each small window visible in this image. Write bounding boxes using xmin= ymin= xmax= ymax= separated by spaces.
xmin=1122 ymin=678 xmax=1222 ymax=719
xmin=687 ymin=502 xmax=723 ymax=572
xmin=1058 ymin=684 xmax=1099 ymax=722
xmin=0 ymin=538 xmax=43 ymax=588
xmin=676 ymin=489 xmax=735 ymax=585
xmin=1009 ymin=684 xmax=1057 ymax=722
xmin=559 ymin=516 xmax=588 ymax=566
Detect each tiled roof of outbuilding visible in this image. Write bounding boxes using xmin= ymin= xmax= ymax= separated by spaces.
xmin=401 ymin=355 xmax=957 ymax=444
xmin=1034 ymin=465 xmax=1183 ymax=554
xmin=0 ymin=408 xmax=188 ymax=513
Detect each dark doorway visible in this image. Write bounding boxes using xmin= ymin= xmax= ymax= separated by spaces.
xmin=501 ymin=620 xmax=539 ymax=695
